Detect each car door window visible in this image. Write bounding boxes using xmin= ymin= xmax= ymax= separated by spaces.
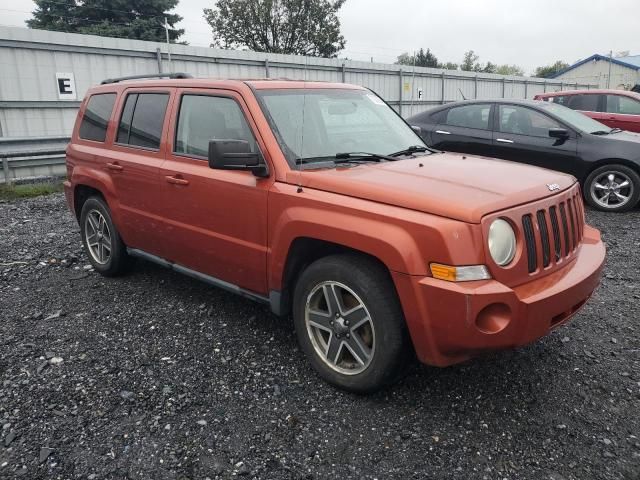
xmin=79 ymin=93 xmax=116 ymax=142
xmin=116 ymin=93 xmax=169 ymax=149
xmin=551 ymin=95 xmax=569 ymax=107
xmin=606 ymin=95 xmax=640 ymax=115
xmin=175 ymin=95 xmax=258 ymax=158
xmin=567 ymin=94 xmax=600 ymax=112
xmin=444 ymin=104 xmax=491 ymax=130
xmin=499 ymin=105 xmax=562 ymax=137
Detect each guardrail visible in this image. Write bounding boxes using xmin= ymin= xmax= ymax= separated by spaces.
xmin=0 ymin=136 xmax=69 ymax=184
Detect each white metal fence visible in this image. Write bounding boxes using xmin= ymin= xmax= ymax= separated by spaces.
xmin=0 ymin=26 xmax=597 ymax=138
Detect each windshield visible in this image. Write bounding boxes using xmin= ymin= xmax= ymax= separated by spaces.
xmin=255 ymin=88 xmax=428 ymax=166
xmin=538 ymin=102 xmax=612 ymax=134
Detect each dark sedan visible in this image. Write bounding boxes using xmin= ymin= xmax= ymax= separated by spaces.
xmin=408 ymin=99 xmax=640 ymax=212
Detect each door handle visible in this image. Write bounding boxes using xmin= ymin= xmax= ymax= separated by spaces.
xmin=165 ymin=175 xmax=189 ymax=186
xmin=435 ymin=130 xmax=451 ymax=135
xmin=496 ymin=138 xmax=514 ymax=144
xmin=106 ymin=162 xmax=123 ymax=172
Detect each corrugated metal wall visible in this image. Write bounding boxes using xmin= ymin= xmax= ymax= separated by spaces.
xmin=0 ymin=26 xmax=596 ymax=137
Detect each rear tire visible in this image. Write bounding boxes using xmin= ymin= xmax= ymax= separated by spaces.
xmin=79 ymin=196 xmax=133 ymax=276
xmin=584 ymin=164 xmax=640 ymax=212
xmin=292 ymin=254 xmax=409 ymax=394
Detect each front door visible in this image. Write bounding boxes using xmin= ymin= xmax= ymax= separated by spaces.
xmin=492 ymin=104 xmax=579 ymax=175
xmin=157 ymin=89 xmax=272 ymax=295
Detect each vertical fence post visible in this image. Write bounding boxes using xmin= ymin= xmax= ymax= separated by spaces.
xmin=543 ymin=82 xmax=547 ymax=93
xmin=474 ymin=75 xmax=478 ymax=99
xmin=341 ymin=63 xmax=346 ymax=83
xmin=441 ymin=71 xmax=446 ymax=105
xmin=502 ymin=78 xmax=506 ymax=98
xmin=524 ymin=80 xmax=528 ymax=99
xmin=2 ymin=157 xmax=11 ymax=186
xmin=155 ymin=48 xmax=163 ymax=74
xmin=265 ymin=59 xmax=270 ymax=78
xmin=560 ymin=81 xmax=564 ymax=92
xmin=398 ymin=69 xmax=403 ymax=116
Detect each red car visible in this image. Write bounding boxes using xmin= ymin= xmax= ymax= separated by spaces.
xmin=534 ymin=89 xmax=640 ymax=133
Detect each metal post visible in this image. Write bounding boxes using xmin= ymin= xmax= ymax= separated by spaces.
xmin=155 ymin=48 xmax=163 ymax=74
xmin=607 ymin=50 xmax=613 ymax=89
xmin=575 ymin=82 xmax=578 ymax=90
xmin=543 ymin=82 xmax=547 ymax=93
xmin=441 ymin=71 xmax=446 ymax=105
xmin=524 ymin=80 xmax=528 ymax=98
xmin=2 ymin=158 xmax=11 ymax=185
xmin=341 ymin=63 xmax=346 ymax=83
xmin=474 ymin=75 xmax=478 ymax=99
xmin=265 ymin=59 xmax=270 ymax=78
xmin=398 ymin=69 xmax=403 ymax=116
xmin=502 ymin=78 xmax=506 ymax=98
xmin=560 ymin=81 xmax=564 ymax=92
xmin=164 ymin=17 xmax=172 ymax=72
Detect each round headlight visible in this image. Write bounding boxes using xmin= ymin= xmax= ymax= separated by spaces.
xmin=488 ymin=218 xmax=516 ymax=266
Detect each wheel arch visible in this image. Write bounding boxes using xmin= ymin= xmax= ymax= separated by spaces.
xmin=584 ymin=158 xmax=640 ymax=182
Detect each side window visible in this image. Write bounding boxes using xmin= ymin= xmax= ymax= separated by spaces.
xmin=606 ymin=95 xmax=640 ymax=115
xmin=116 ymin=93 xmax=169 ymax=149
xmin=444 ymin=104 xmax=491 ymax=130
xmin=79 ymin=93 xmax=116 ymax=142
xmin=551 ymin=95 xmax=568 ymax=107
xmin=567 ymin=94 xmax=600 ymax=112
xmin=499 ymin=105 xmax=561 ymax=137
xmin=175 ymin=95 xmax=257 ymax=158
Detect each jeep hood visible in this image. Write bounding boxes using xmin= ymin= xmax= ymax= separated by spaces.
xmin=287 ymin=153 xmax=576 ymax=223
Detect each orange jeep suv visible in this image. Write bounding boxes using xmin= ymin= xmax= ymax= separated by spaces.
xmin=64 ymin=74 xmax=606 ymax=393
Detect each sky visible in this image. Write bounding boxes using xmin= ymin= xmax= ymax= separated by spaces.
xmin=1 ymin=0 xmax=638 ymax=75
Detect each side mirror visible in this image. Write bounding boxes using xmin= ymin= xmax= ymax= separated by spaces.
xmin=208 ymin=139 xmax=268 ymax=177
xmin=411 ymin=125 xmax=422 ymax=135
xmin=549 ymin=128 xmax=570 ymax=139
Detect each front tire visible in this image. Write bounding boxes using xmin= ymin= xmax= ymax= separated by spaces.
xmin=293 ymin=254 xmax=409 ymax=393
xmin=79 ymin=196 xmax=132 ymax=276
xmin=584 ymin=164 xmax=640 ymax=212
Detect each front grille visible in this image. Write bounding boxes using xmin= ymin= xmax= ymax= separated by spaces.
xmin=521 ymin=189 xmax=585 ymax=274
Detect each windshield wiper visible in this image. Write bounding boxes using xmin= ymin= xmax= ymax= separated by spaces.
xmin=334 ymin=152 xmax=397 ymax=162
xmin=591 ymin=130 xmax=613 ymax=135
xmin=388 ymin=145 xmax=432 ymax=157
xmin=610 ymin=128 xmax=623 ymax=134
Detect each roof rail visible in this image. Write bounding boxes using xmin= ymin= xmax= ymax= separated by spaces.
xmin=101 ymin=72 xmax=193 ymax=85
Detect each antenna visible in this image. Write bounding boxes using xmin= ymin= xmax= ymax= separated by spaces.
xmin=163 ymin=17 xmax=173 ymax=72
xmin=297 ymin=2 xmax=311 ymax=194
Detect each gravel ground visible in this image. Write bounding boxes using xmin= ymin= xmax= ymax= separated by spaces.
xmin=0 ymin=193 xmax=638 ymax=480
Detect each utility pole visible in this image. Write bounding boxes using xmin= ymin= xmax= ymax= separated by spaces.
xmin=164 ymin=17 xmax=172 ymax=72
xmin=607 ymin=50 xmax=613 ymax=89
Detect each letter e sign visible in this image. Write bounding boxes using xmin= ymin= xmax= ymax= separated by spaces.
xmin=55 ymin=73 xmax=76 ymax=100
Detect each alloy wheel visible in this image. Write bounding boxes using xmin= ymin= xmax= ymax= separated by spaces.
xmin=590 ymin=171 xmax=634 ymax=209
xmin=305 ymin=281 xmax=375 ymax=375
xmin=85 ymin=209 xmax=112 ymax=265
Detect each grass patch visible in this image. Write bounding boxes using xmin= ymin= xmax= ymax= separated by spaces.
xmin=0 ymin=181 xmax=64 ymax=200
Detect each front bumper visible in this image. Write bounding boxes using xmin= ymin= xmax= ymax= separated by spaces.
xmin=394 ymin=225 xmax=605 ymax=367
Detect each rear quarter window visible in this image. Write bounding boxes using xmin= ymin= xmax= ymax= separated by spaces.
xmin=79 ymin=93 xmax=117 ymax=142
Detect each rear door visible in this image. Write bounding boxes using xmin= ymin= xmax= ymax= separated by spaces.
xmin=156 ymin=88 xmax=272 ymax=295
xmin=492 ymin=104 xmax=580 ymax=175
xmin=431 ymin=103 xmax=495 ymax=157
xmin=604 ymin=94 xmax=640 ymax=132
xmin=102 ymin=88 xmax=173 ymax=255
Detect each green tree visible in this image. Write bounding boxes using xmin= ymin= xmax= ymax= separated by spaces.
xmin=461 ymin=50 xmax=480 ymax=71
xmin=396 ymin=48 xmax=439 ymax=68
xmin=534 ymin=60 xmax=570 ymax=78
xmin=27 ymin=0 xmax=184 ymax=42
xmin=439 ymin=61 xmax=459 ymax=71
xmin=495 ymin=64 xmax=525 ymax=76
xmin=204 ymin=0 xmax=346 ymax=57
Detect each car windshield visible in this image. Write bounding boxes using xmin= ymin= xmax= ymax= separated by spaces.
xmin=255 ymin=88 xmax=429 ymax=166
xmin=538 ymin=101 xmax=613 ymax=134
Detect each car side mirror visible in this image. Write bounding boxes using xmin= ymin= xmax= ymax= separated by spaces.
xmin=549 ymin=128 xmax=570 ymax=139
xmin=208 ymin=140 xmax=268 ymax=177
xmin=411 ymin=125 xmax=422 ymax=135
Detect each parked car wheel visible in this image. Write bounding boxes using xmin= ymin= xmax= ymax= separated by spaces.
xmin=584 ymin=164 xmax=640 ymax=212
xmin=80 ymin=196 xmax=133 ymax=276
xmin=293 ymin=254 xmax=409 ymax=393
